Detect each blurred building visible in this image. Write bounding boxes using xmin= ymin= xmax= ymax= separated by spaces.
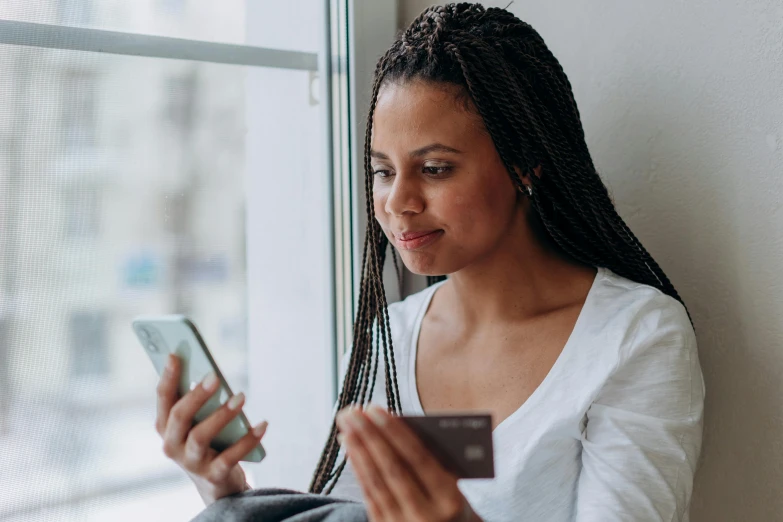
xmin=0 ymin=0 xmax=250 ymax=516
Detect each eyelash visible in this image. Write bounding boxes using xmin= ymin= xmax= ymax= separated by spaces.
xmin=423 ymin=166 xmax=452 ymax=176
xmin=373 ymin=166 xmax=453 ymax=179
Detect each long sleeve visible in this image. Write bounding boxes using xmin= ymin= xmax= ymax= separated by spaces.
xmin=575 ymin=298 xmax=705 ymax=522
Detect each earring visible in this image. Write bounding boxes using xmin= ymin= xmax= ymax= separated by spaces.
xmin=518 ymin=184 xmax=533 ymax=197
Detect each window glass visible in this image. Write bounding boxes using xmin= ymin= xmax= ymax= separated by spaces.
xmin=0 ymin=1 xmax=329 ymax=518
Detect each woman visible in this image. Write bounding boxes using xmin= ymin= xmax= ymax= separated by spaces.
xmin=155 ymin=4 xmax=704 ymax=521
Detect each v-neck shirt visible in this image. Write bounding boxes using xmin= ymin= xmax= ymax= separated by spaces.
xmin=330 ymin=267 xmax=704 ymax=522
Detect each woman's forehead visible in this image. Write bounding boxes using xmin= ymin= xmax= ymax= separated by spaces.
xmin=373 ymin=80 xmax=485 ymax=146
xmin=376 ymin=79 xmax=472 ymax=115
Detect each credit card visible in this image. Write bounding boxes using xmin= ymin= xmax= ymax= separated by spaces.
xmin=399 ymin=414 xmax=494 ymax=479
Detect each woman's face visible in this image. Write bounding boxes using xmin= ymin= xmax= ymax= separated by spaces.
xmin=371 ymin=79 xmax=525 ymax=276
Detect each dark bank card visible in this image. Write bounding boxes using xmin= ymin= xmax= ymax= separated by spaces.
xmin=399 ymin=414 xmax=494 ymax=479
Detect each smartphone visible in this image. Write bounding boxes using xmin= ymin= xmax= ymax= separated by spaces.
xmin=400 ymin=413 xmax=494 ymax=479
xmin=131 ymin=314 xmax=265 ymax=463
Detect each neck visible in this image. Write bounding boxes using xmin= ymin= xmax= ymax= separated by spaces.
xmin=441 ymin=218 xmax=596 ymax=326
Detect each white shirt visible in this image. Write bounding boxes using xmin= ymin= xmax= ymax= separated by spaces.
xmin=330 ymin=267 xmax=705 ymax=522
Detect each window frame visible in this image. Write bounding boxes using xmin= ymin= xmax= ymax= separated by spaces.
xmin=0 ymin=0 xmax=353 ymax=513
xmin=339 ymin=0 xmax=401 ymax=365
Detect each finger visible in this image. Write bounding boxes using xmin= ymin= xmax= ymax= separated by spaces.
xmin=340 ymin=408 xmax=429 ymax=515
xmin=207 ymin=421 xmax=269 ymax=483
xmin=184 ymin=391 xmax=246 ymax=463
xmin=156 ymin=354 xmax=180 ymax=436
xmin=342 ymin=430 xmax=399 ymax=520
xmin=164 ymin=370 xmax=221 ymax=449
xmin=364 ymin=405 xmax=460 ymax=501
xmin=338 ymin=409 xmax=402 ymax=519
xmin=364 ymin=494 xmax=385 ymax=522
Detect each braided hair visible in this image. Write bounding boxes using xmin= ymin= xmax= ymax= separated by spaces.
xmin=309 ymin=2 xmax=686 ymax=494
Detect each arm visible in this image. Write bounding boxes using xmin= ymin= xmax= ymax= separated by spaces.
xmin=576 ymin=300 xmax=705 ymax=521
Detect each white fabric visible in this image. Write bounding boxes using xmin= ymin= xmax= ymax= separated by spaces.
xmin=330 ymin=267 xmax=704 ymax=522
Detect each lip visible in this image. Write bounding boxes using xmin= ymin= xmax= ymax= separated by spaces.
xmin=394 ymin=229 xmax=444 ymax=251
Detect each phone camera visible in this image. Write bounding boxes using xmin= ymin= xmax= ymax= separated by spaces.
xmin=147 ymin=342 xmax=160 ymax=353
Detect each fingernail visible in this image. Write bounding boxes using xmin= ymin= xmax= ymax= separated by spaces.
xmin=227 ymin=392 xmax=245 ymax=410
xmin=337 ymin=433 xmax=345 ymax=445
xmin=252 ymin=421 xmax=268 ymax=438
xmin=336 ymin=410 xmax=351 ymax=430
xmin=347 ymin=409 xmax=366 ymax=428
xmin=165 ymin=354 xmax=175 ymax=372
xmin=366 ymin=405 xmax=387 ymax=427
xmin=202 ymin=372 xmax=219 ymax=391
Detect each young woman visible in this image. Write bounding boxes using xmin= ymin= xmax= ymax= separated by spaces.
xmin=155 ymin=4 xmax=704 ymax=521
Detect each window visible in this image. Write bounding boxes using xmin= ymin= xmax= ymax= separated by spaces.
xmin=60 ymin=69 xmax=97 ymax=152
xmin=69 ymin=311 xmax=109 ymax=377
xmin=157 ymin=0 xmax=186 ymax=16
xmin=0 ymin=1 xmax=344 ymax=519
xmin=163 ymin=69 xmax=198 ymax=133
xmin=62 ymin=183 xmax=101 ymax=238
xmin=58 ymin=0 xmax=92 ymax=26
xmin=0 ymin=317 xmax=10 ymax=437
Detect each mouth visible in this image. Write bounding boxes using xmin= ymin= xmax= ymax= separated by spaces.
xmin=394 ymin=229 xmax=444 ymax=251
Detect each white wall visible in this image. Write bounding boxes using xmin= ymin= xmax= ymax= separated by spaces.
xmin=400 ymin=1 xmax=783 ymax=520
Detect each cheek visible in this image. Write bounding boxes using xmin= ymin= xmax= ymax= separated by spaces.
xmin=445 ymin=178 xmax=515 ymax=239
xmin=447 ymin=194 xmax=478 ymax=233
xmin=373 ymin=191 xmax=388 ymax=224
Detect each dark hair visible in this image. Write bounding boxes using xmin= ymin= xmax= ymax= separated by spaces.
xmin=309 ymin=2 xmax=686 ymax=494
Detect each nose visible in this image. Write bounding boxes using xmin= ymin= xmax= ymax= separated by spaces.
xmin=384 ymin=172 xmax=425 ymax=217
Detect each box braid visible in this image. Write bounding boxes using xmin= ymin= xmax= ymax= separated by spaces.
xmin=309 ymin=2 xmax=687 ymax=494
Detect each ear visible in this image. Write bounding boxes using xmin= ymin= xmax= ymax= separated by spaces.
xmin=532 ymin=165 xmax=542 ymax=179
xmin=513 ymin=165 xmax=543 ymax=190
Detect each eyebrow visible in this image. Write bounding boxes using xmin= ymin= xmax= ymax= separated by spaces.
xmin=370 ymin=143 xmax=463 ymax=160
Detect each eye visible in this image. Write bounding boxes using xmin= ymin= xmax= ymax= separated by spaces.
xmin=373 ymin=169 xmax=393 ymax=179
xmin=423 ymin=166 xmax=452 ymax=176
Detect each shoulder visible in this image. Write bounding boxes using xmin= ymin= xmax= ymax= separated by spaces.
xmin=589 ymin=268 xmax=703 ymax=418
xmin=381 ymin=281 xmax=444 ymax=380
xmin=338 ymin=283 xmax=440 ymax=386
xmin=591 ymin=267 xmax=696 ymax=356
xmin=386 ymin=281 xmax=443 ymax=341
xmin=576 ymin=271 xmax=703 ymax=522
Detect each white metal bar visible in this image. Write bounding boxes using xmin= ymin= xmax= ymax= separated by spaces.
xmin=0 ymin=19 xmax=318 ymax=71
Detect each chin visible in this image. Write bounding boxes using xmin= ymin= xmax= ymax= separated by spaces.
xmin=397 ymin=250 xmax=462 ymax=277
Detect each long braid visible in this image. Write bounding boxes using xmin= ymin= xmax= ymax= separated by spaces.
xmin=362 ymin=62 xmax=403 ymax=416
xmin=310 ymin=2 xmax=689 ymax=494
xmin=310 ymin=59 xmax=401 ymax=493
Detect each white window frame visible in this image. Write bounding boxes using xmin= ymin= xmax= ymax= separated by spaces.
xmin=329 ymin=0 xmax=402 ymax=378
xmin=347 ymin=0 xmax=402 ymax=308
xmin=0 ymin=2 xmax=335 ymax=509
xmin=243 ymin=0 xmax=399 ymax=491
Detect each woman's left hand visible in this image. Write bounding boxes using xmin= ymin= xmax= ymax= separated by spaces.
xmin=336 ymin=405 xmax=482 ymax=522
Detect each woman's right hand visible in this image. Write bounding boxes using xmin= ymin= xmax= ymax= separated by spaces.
xmin=155 ymin=353 xmax=269 ymax=506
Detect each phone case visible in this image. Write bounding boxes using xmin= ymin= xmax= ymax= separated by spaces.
xmin=131 ymin=315 xmax=265 ymax=462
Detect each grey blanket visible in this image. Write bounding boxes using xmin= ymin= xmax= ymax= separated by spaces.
xmin=190 ymin=488 xmax=368 ymax=522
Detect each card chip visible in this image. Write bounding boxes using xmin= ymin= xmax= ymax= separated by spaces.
xmin=465 ymin=444 xmax=485 ymax=461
